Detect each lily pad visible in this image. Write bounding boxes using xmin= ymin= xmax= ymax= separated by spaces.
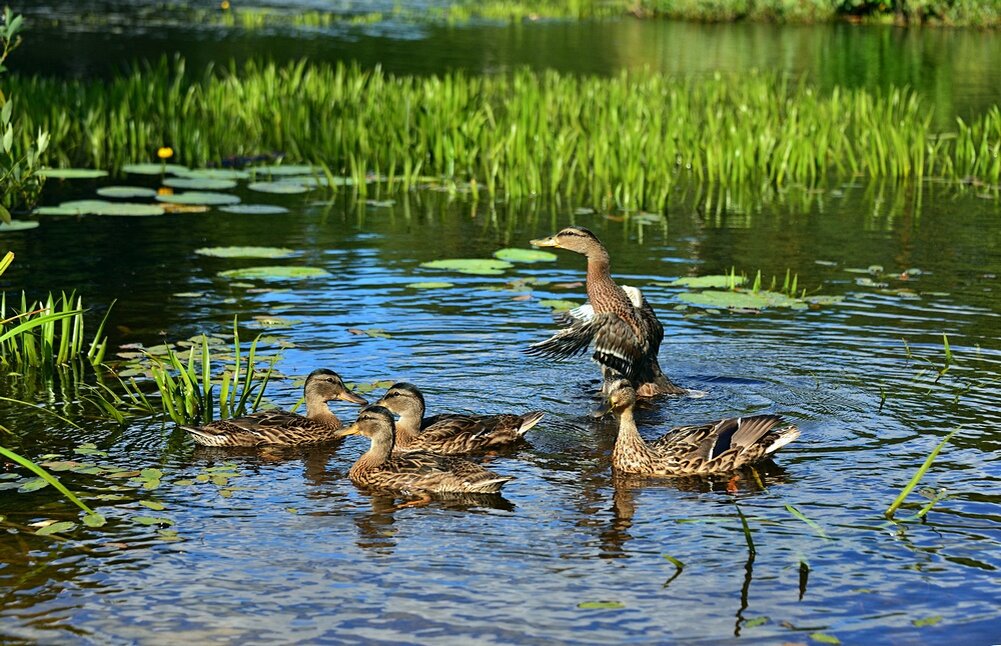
xmin=217 ymin=266 xmax=332 ymax=280
xmin=35 ymin=521 xmax=76 ymax=536
xmin=279 ymin=175 xmax=330 ymax=187
xmin=406 ymin=281 xmax=454 ymax=289
xmin=494 ymin=248 xmax=558 ymax=263
xmin=195 ymin=246 xmax=295 ymax=259
xmin=122 ymin=163 xmax=189 ymax=175
xmin=678 ymin=289 xmax=807 ymax=310
xmin=668 ymin=275 xmax=747 ymax=289
xmin=0 ymin=220 xmax=40 ymax=232
xmin=163 ymin=177 xmax=238 ymax=190
xmin=96 ymin=186 xmax=159 ymax=199
xmin=219 ymin=204 xmax=290 ymax=215
xmin=251 ymin=164 xmax=320 ymax=176
xmin=420 ymin=258 xmax=514 ymax=276
xmin=174 ymin=168 xmax=250 ymax=180
xmin=247 ymin=181 xmax=310 ymax=194
xmin=538 ymin=299 xmax=579 ymax=312
xmin=157 ymin=191 xmax=240 ymax=206
xmin=577 ymin=601 xmax=625 ymax=610
xmin=37 ymin=168 xmax=109 ymax=179
xmin=35 ymin=200 xmax=164 ymax=217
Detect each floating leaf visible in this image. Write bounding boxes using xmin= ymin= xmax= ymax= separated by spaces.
xmin=132 ymin=515 xmax=173 ymax=526
xmin=157 ymin=191 xmax=240 ymax=206
xmin=18 ymin=477 xmax=49 ymax=493
xmin=195 ymin=246 xmax=294 ymax=259
xmin=538 ymin=299 xmax=579 ymax=311
xmin=37 ymin=168 xmax=109 ymax=179
xmin=809 ymin=633 xmax=841 ymax=645
xmin=347 ymin=328 xmax=391 ymax=338
xmin=678 ymin=289 xmax=809 ymax=310
xmin=82 ymin=513 xmax=107 ymax=528
xmin=217 ymin=266 xmax=331 ymax=280
xmin=668 ymin=275 xmax=747 ymax=289
xmin=406 ymin=281 xmax=454 ymax=289
xmin=122 ymin=163 xmax=189 ymax=175
xmin=252 ymin=164 xmax=319 ymax=176
xmin=347 ymin=379 xmax=395 ymax=394
xmin=366 ymin=199 xmax=395 ymax=208
xmin=912 ymin=615 xmax=942 ymax=627
xmin=219 ymin=204 xmax=290 ymax=215
xmin=494 ymin=248 xmax=558 ymax=263
xmin=96 ymin=186 xmax=158 ymax=199
xmin=163 ymin=177 xmax=237 ymax=190
xmin=744 ymin=616 xmax=769 ymax=628
xmin=576 ymin=601 xmax=625 ymax=610
xmin=140 ymin=468 xmax=163 ymax=481
xmin=174 ymin=168 xmax=250 ymax=180
xmin=247 ymin=181 xmax=309 ymax=194
xmin=35 ymin=200 xmax=164 ymax=217
xmin=420 ymin=258 xmax=513 ymax=275
xmin=35 ymin=521 xmax=76 ymax=535
xmin=160 ymin=203 xmax=210 ymax=214
xmin=0 ymin=220 xmax=40 ymax=232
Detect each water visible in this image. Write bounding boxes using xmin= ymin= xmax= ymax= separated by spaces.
xmin=3 ymin=4 xmax=1001 ymax=643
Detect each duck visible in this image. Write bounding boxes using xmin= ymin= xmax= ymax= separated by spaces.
xmin=335 ymin=405 xmax=514 ymax=494
xmin=527 ymin=226 xmax=686 ymax=398
xmin=180 ymin=368 xmax=367 ymax=447
xmin=607 ymin=379 xmax=799 ymax=476
xmin=375 ymin=382 xmax=543 ymax=454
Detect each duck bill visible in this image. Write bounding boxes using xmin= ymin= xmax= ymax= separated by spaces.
xmin=333 ymin=423 xmax=361 ymax=438
xmin=530 ymin=235 xmax=560 ymax=248
xmin=337 ymin=389 xmax=368 ymax=405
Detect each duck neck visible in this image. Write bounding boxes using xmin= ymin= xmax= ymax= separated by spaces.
xmin=393 ymin=405 xmax=424 ymax=448
xmin=613 ymin=407 xmax=650 ymax=458
xmin=305 ymin=396 xmax=340 ymax=429
xmin=585 ymin=247 xmax=619 ymax=312
xmin=353 ymin=432 xmax=394 ymax=475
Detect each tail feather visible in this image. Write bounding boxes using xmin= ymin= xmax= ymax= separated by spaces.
xmin=517 ymin=411 xmax=545 ymax=437
xmin=471 ymin=476 xmax=515 ymax=493
xmin=764 ymin=425 xmax=800 ymax=455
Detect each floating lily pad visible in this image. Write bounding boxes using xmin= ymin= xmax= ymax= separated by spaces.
xmin=406 ymin=281 xmax=454 ymax=289
xmin=247 ymin=181 xmax=310 ymax=194
xmin=577 ymin=601 xmax=625 ymax=610
xmin=34 ymin=200 xmax=164 ymax=216
xmin=195 ymin=246 xmax=295 ymax=259
xmin=96 ymin=186 xmax=159 ymax=199
xmin=679 ymin=289 xmax=808 ymax=310
xmin=217 ymin=266 xmax=332 ymax=280
xmin=252 ymin=164 xmax=320 ymax=176
xmin=163 ymin=177 xmax=238 ymax=190
xmin=279 ymin=175 xmax=330 ymax=187
xmin=0 ymin=220 xmax=40 ymax=232
xmin=668 ymin=275 xmax=747 ymax=289
xmin=494 ymin=248 xmax=558 ymax=263
xmin=348 ymin=328 xmax=391 ymax=338
xmin=538 ymin=299 xmax=579 ymax=311
xmin=35 ymin=521 xmax=76 ymax=536
xmin=122 ymin=163 xmax=189 ymax=175
xmin=219 ymin=204 xmax=290 ymax=215
xmin=37 ymin=168 xmax=109 ymax=179
xmin=420 ymin=258 xmax=514 ymax=275
xmin=347 ymin=379 xmax=395 ymax=394
xmin=157 ymin=191 xmax=240 ymax=206
xmin=174 ymin=168 xmax=250 ymax=180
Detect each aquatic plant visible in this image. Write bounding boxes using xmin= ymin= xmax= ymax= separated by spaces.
xmin=10 ymin=61 xmax=1000 ymax=212
xmin=885 ymin=428 xmax=960 ymax=520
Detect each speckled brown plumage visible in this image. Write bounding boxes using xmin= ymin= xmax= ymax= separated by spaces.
xmin=526 ymin=226 xmax=686 ymax=397
xmin=336 ymin=406 xmax=514 ymax=494
xmin=607 ymin=380 xmax=799 ymax=476
xmin=376 ymin=382 xmax=543 ymax=454
xmin=180 ymin=368 xmax=367 ymax=447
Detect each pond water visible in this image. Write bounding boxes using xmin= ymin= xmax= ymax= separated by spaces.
xmin=1 ymin=175 xmax=999 ymax=643
xmin=3 ymin=3 xmax=1001 ymax=643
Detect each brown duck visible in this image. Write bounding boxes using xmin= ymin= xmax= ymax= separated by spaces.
xmin=335 ymin=405 xmax=514 ymax=494
xmin=375 ymin=382 xmax=543 ymax=454
xmin=608 ymin=379 xmax=799 ymax=476
xmin=528 ymin=226 xmax=686 ymax=397
xmin=180 ymin=368 xmax=367 ymax=447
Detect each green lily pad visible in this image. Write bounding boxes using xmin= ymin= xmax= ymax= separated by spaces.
xmin=279 ymin=175 xmax=330 ymax=187
xmin=420 ymin=258 xmax=514 ymax=275
xmin=18 ymin=477 xmax=49 ymax=493
xmin=912 ymin=615 xmax=942 ymax=627
xmin=247 ymin=181 xmax=310 ymax=194
xmin=538 ymin=299 xmax=579 ymax=311
xmin=577 ymin=601 xmax=625 ymax=610
xmin=0 ymin=220 xmax=40 ymax=232
xmin=218 ymin=204 xmax=290 ymax=215
xmin=82 ymin=513 xmax=106 ymax=528
xmin=195 ymin=246 xmax=295 ymax=259
xmin=35 ymin=521 xmax=76 ymax=536
xmin=347 ymin=379 xmax=395 ymax=394
xmin=157 ymin=191 xmax=240 ymax=206
xmin=96 ymin=186 xmax=158 ymax=199
xmin=252 ymin=164 xmax=320 ymax=176
xmin=174 ymin=168 xmax=250 ymax=180
xmin=139 ymin=500 xmax=166 ymax=511
xmin=217 ymin=266 xmax=332 ymax=280
xmin=36 ymin=200 xmax=165 ymax=217
xmin=494 ymin=248 xmax=558 ymax=263
xmin=406 ymin=281 xmax=454 ymax=289
xmin=163 ymin=177 xmax=238 ymax=190
xmin=809 ymin=633 xmax=841 ymax=645
xmin=132 ymin=515 xmax=173 ymax=526
xmin=37 ymin=168 xmax=109 ymax=179
xmin=122 ymin=163 xmax=189 ymax=175
xmin=678 ymin=289 xmax=808 ymax=310
xmin=668 ymin=275 xmax=747 ymax=289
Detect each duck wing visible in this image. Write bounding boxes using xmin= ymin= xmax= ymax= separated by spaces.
xmin=180 ymin=410 xmax=336 ymax=447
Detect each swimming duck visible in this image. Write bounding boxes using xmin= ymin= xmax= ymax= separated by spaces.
xmin=180 ymin=368 xmax=367 ymax=447
xmin=527 ymin=226 xmax=686 ymax=398
xmin=335 ymin=405 xmax=514 ymax=494
xmin=376 ymin=382 xmax=543 ymax=454
xmin=608 ymin=380 xmax=799 ymax=476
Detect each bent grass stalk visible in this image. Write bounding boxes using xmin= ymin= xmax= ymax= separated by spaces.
xmin=0 ymin=445 xmax=106 ymax=527
xmin=885 ymin=428 xmax=960 ymax=520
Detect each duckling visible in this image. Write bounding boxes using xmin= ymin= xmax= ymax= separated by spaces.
xmin=376 ymin=382 xmax=543 ymax=454
xmin=528 ymin=226 xmax=687 ymax=398
xmin=608 ymin=379 xmax=799 ymax=476
xmin=335 ymin=405 xmax=514 ymax=494
xmin=180 ymin=368 xmax=367 ymax=447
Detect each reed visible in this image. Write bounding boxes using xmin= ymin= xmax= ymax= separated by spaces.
xmin=10 ymin=61 xmax=999 ymax=211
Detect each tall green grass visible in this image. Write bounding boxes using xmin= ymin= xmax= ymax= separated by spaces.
xmin=10 ymin=62 xmax=999 ymax=211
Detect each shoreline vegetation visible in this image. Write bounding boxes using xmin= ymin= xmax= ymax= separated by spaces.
xmin=29 ymin=1 xmax=1001 ymax=28
xmin=9 ymin=61 xmax=999 ymax=212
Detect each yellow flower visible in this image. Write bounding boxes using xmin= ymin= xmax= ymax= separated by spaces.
xmin=220 ymin=0 xmax=231 ymax=10
xmin=157 ymin=146 xmax=173 ymax=160
xmin=157 ymin=187 xmax=174 ymax=197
